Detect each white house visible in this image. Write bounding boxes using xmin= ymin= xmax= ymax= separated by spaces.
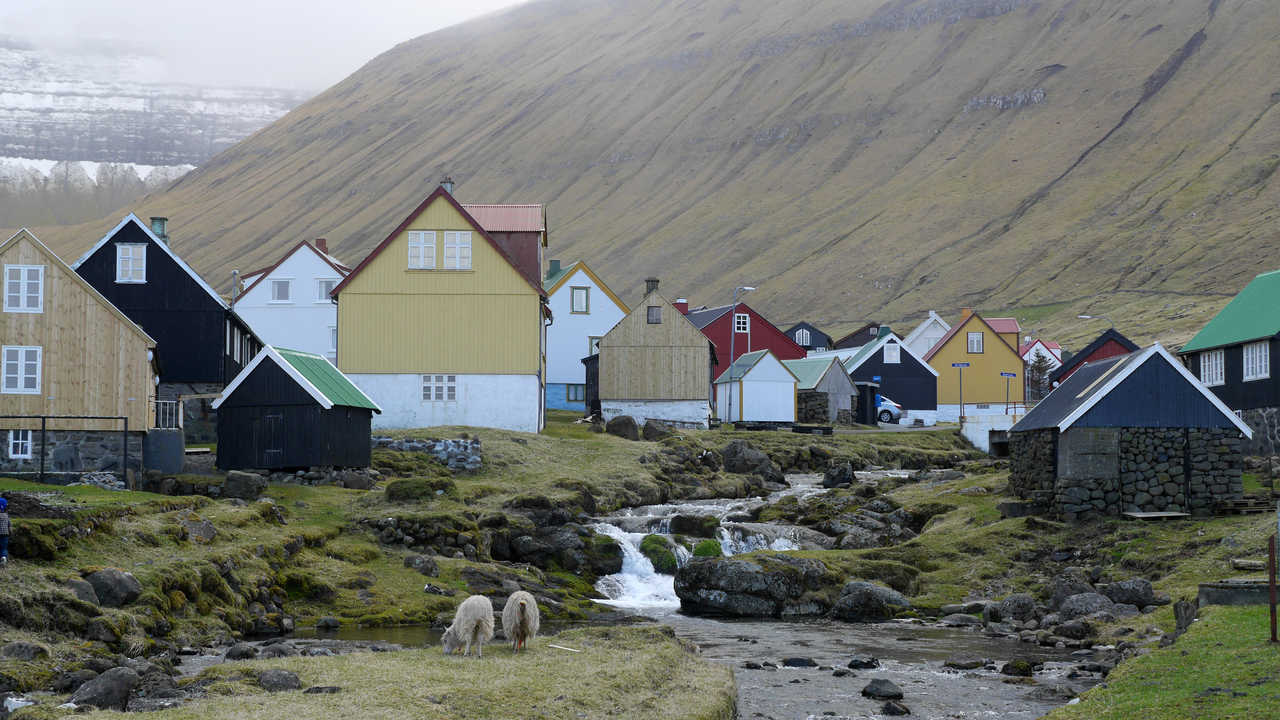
xmin=1019 ymin=338 xmax=1063 ymax=370
xmin=544 ymin=259 xmax=629 ymax=412
xmin=232 ymin=240 xmax=350 ymax=363
xmin=714 ymin=350 xmax=797 ymax=423
xmin=901 ymin=310 xmax=951 ymax=359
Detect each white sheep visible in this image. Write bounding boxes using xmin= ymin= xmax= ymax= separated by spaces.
xmin=501 ymin=590 xmax=540 ymax=653
xmin=441 ymin=595 xmax=495 ymax=658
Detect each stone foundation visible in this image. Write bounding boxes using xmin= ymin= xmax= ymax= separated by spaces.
xmin=0 ymin=429 xmax=144 ymax=482
xmin=1240 ymin=406 xmax=1280 ymax=456
xmin=1008 ymin=428 xmax=1055 ymax=504
xmin=797 ymin=391 xmax=829 ymax=424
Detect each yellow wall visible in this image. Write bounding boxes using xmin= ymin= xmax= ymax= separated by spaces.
xmin=1 ymin=232 xmax=155 ymax=431
xmin=337 ymin=197 xmax=542 ymax=374
xmin=931 ymin=314 xmax=1025 ymax=406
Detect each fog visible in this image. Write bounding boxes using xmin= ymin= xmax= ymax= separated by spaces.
xmin=0 ymin=0 xmax=525 ymax=91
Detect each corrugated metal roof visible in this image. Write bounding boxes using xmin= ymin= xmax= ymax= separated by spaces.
xmin=714 ymin=349 xmax=768 ymax=384
xmin=544 ymin=260 xmax=579 ymax=289
xmin=987 ymin=317 xmax=1021 ymax=334
xmin=1181 ymin=269 xmax=1280 ymax=352
xmin=462 ymin=204 xmax=546 ymax=233
xmin=782 ymin=357 xmax=837 ymax=390
xmin=277 ymin=348 xmax=381 ymax=411
xmin=686 ymin=304 xmax=733 ymax=329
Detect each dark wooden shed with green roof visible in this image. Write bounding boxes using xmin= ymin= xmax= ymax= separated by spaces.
xmin=212 ymin=347 xmax=381 ymax=471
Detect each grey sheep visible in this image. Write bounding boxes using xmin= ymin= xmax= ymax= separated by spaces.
xmin=501 ymin=590 xmax=540 ymax=652
xmin=441 ymin=595 xmax=494 ymax=657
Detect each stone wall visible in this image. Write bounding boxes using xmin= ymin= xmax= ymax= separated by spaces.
xmin=1009 ymin=429 xmax=1055 ymax=503
xmin=1240 ymin=406 xmax=1280 ymax=457
xmin=797 ymin=391 xmax=829 ymax=424
xmin=0 ymin=430 xmax=144 ymax=481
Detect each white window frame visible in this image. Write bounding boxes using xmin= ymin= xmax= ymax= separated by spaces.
xmin=270 ymin=279 xmax=293 ymax=303
xmin=316 ymin=278 xmax=338 ymax=302
xmin=967 ymin=332 xmax=984 ymax=354
xmin=1243 ymin=341 xmax=1270 ymax=382
xmin=115 ymin=243 xmax=147 ymax=283
xmin=421 ymin=374 xmax=458 ymax=402
xmin=589 ymin=336 xmax=602 ymax=355
xmin=814 ymin=346 xmax=826 ymax=352
xmin=734 ymin=313 xmax=750 ymax=333
xmin=3 ymin=265 xmax=44 ymax=313
xmin=795 ymin=328 xmax=811 ymax=346
xmin=2 ymin=345 xmax=42 ymax=395
xmin=408 ymin=231 xmax=436 ymax=269
xmin=883 ymin=343 xmax=901 ymax=364
xmin=8 ymin=429 xmax=32 ymax=459
xmin=1200 ymin=348 xmax=1224 ymax=387
xmin=443 ymin=231 xmax=472 ymax=270
xmin=571 ymin=286 xmax=590 ymax=314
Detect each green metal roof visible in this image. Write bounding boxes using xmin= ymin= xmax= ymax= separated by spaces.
xmin=782 ymin=357 xmax=837 ymax=390
xmin=276 ymin=348 xmax=381 ymax=411
xmin=1181 ymin=269 xmax=1280 ymax=352
xmin=714 ymin=350 xmax=768 ymax=384
xmin=543 ymin=261 xmax=579 ymax=289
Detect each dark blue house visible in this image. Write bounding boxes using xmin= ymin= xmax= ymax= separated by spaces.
xmin=784 ymin=322 xmax=833 ymax=352
xmin=1009 ymin=344 xmax=1250 ymax=522
xmin=842 ymin=330 xmax=938 ymax=425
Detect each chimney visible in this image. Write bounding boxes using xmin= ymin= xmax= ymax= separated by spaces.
xmin=645 ymin=277 xmax=660 ymax=294
xmin=960 ymin=307 xmax=975 ymax=320
xmin=315 ymin=238 xmax=328 ymax=254
xmin=673 ymin=298 xmax=689 ymax=314
xmin=231 ymin=270 xmax=240 ymax=301
xmin=150 ymin=216 xmax=169 ymax=245
xmin=440 ymin=176 xmax=455 ymax=194
xmin=547 ymin=259 xmax=561 ymax=279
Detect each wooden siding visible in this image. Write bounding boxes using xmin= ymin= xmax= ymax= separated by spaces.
xmin=1076 ymin=356 xmax=1239 ymax=429
xmin=930 ymin=314 xmax=1025 ymax=405
xmin=337 ymin=196 xmax=541 ymax=374
xmin=600 ymin=292 xmax=709 ymax=401
xmin=1187 ymin=337 xmax=1280 ymax=411
xmin=2 ymin=232 xmax=155 ymax=431
xmin=848 ymin=342 xmax=938 ymax=411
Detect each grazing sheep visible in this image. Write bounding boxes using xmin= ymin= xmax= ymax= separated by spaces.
xmin=441 ymin=595 xmax=494 ymax=657
xmin=501 ymin=590 xmax=540 ymax=653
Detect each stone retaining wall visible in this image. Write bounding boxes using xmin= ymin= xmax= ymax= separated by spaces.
xmin=1008 ymin=428 xmax=1055 ymax=503
xmin=797 ymin=391 xmax=829 ymax=424
xmin=0 ymin=430 xmax=144 ymax=480
xmin=1240 ymin=406 xmax=1280 ymax=457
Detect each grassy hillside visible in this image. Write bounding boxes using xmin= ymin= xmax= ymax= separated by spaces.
xmin=20 ymin=0 xmax=1280 ymax=348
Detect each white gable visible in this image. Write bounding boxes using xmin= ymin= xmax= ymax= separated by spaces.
xmin=902 ymin=311 xmax=951 ymax=358
xmin=546 ymin=263 xmax=629 ymax=387
xmin=231 ymin=243 xmax=347 ymax=359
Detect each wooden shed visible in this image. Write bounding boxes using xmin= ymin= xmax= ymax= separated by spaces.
xmin=213 ymin=347 xmax=381 ymax=470
xmin=714 ymin=350 xmax=797 ymax=423
xmin=782 ymin=357 xmax=855 ymax=424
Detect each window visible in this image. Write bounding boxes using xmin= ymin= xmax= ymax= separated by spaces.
xmin=316 ymin=278 xmax=338 ymax=301
xmin=571 ymin=287 xmax=590 ymax=314
xmin=883 ymin=343 xmax=901 ymax=364
xmin=734 ymin=313 xmax=749 ymax=333
xmin=566 ymin=384 xmax=586 ymax=402
xmin=3 ymin=265 xmax=43 ymax=313
xmin=589 ymin=336 xmax=602 ymax=355
xmin=115 ymin=244 xmax=146 ymax=283
xmin=422 ymin=374 xmax=458 ymax=402
xmin=2 ymin=346 xmax=41 ymax=394
xmin=647 ymin=306 xmax=662 ymax=324
xmin=1200 ymin=349 xmax=1224 ymax=386
xmin=7 ymin=429 xmax=32 ymax=459
xmin=1243 ymin=341 xmax=1270 ymax=381
xmin=814 ymin=346 xmax=826 ymax=352
xmin=443 ymin=231 xmax=472 ymax=270
xmin=408 ymin=231 xmax=436 ymax=269
xmin=795 ymin=328 xmax=811 ymax=346
xmin=967 ymin=332 xmax=984 ymax=353
xmin=270 ymin=279 xmax=292 ymax=303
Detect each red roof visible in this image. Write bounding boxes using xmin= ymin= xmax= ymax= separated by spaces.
xmin=987 ymin=317 xmax=1021 ymax=334
xmin=462 ymin=204 xmax=546 ymax=234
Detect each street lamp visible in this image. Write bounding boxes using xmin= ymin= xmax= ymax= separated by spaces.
xmin=725 ymin=286 xmax=756 ymax=424
xmin=1077 ymin=314 xmax=1114 ymax=328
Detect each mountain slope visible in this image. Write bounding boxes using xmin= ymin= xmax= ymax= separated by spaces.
xmin=27 ymin=0 xmax=1280 ymax=348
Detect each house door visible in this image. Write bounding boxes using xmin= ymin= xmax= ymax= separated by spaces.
xmin=262 ymin=413 xmax=285 ymax=468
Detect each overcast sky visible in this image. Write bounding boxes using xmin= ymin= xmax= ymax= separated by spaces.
xmin=1 ymin=0 xmax=525 ymax=90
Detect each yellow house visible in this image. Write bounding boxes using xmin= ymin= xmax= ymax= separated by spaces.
xmin=331 ymin=184 xmax=548 ymax=432
xmin=923 ymin=308 xmax=1025 ymax=421
xmin=1 ymin=229 xmax=156 ymax=478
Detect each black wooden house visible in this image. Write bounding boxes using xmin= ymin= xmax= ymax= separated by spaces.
xmin=213 ymin=347 xmax=381 ymax=470
xmin=843 ymin=330 xmax=939 ymax=424
xmin=784 ymin=322 xmax=834 ymax=352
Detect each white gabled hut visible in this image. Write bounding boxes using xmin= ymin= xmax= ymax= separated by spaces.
xmin=714 ymin=350 xmax=797 ymax=423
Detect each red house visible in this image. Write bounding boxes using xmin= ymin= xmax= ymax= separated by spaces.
xmin=1048 ymin=328 xmax=1139 ymax=386
xmin=678 ymin=299 xmax=806 ymax=379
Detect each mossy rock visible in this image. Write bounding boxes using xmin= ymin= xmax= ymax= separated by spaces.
xmin=278 ymin=570 xmax=337 ymax=601
xmin=669 ymin=515 xmax=720 ymax=537
xmin=10 ymin=519 xmax=70 ymax=560
xmin=640 ymin=534 xmax=679 ymax=574
xmin=371 ymin=450 xmax=451 ymax=478
xmin=692 ymin=539 xmax=723 ymax=558
xmin=385 ymin=476 xmax=457 ymax=503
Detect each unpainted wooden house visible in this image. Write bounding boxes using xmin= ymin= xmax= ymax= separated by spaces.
xmin=782 ymin=356 xmax=855 ymax=424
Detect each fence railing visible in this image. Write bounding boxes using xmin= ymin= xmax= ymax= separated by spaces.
xmin=155 ymin=400 xmax=182 ymax=430
xmin=0 ymin=414 xmax=128 ymax=483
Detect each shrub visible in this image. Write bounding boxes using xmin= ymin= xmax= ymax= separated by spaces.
xmin=692 ymin=539 xmax=723 ymax=558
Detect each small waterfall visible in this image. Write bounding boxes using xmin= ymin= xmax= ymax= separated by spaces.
xmin=715 ymin=525 xmax=800 ymax=555
xmin=592 ymin=523 xmax=680 ymax=611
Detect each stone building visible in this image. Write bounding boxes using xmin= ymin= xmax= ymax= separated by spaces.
xmin=1009 ymin=344 xmax=1251 ymax=521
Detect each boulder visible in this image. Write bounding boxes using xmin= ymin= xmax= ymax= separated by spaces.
xmin=940 ymin=613 xmax=984 ymax=627
xmin=668 ymin=514 xmax=720 ymax=538
xmin=84 ymin=568 xmax=142 ymax=608
xmin=861 ymin=678 xmax=904 ymax=700
xmin=1055 ymin=620 xmax=1091 ymax=640
xmin=782 ymin=657 xmax=817 ymax=667
xmin=882 ymin=700 xmax=912 ymax=716
xmin=1000 ymin=659 xmax=1035 ymax=677
xmin=1099 ymin=578 xmax=1156 ymax=608
xmin=674 ymin=555 xmax=832 ymax=617
xmin=998 ymin=593 xmax=1037 ymax=622
xmin=943 ymin=655 xmax=984 ymax=670
xmin=1058 ymin=593 xmax=1116 ymax=621
xmin=260 ymin=644 xmax=298 ymax=658
xmin=66 ymin=578 xmax=100 ymax=606
xmin=403 ymin=554 xmax=440 ymax=577
xmin=315 ymin=617 xmax=340 ymax=630
xmin=847 ymin=654 xmax=879 ymax=669
xmin=722 ymin=440 xmax=784 ymax=482
xmin=0 ymin=642 xmax=47 ymax=661
xmin=1049 ymin=568 xmax=1095 ymax=610
xmin=831 ymin=582 xmax=911 ymax=623
xmin=179 ymin=514 xmax=217 ymax=543
xmin=641 ymin=419 xmax=675 ymax=441
xmin=225 ymin=642 xmax=258 ymax=660
xmin=257 ymin=669 xmax=302 ymax=692
xmin=605 ymin=415 xmax=640 ymax=441
xmin=69 ymin=667 xmax=139 ymax=711
xmin=51 ymin=669 xmax=99 ymax=694
xmin=223 ymin=471 xmax=267 ymax=500
xmin=823 ymin=462 xmax=854 ymax=488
